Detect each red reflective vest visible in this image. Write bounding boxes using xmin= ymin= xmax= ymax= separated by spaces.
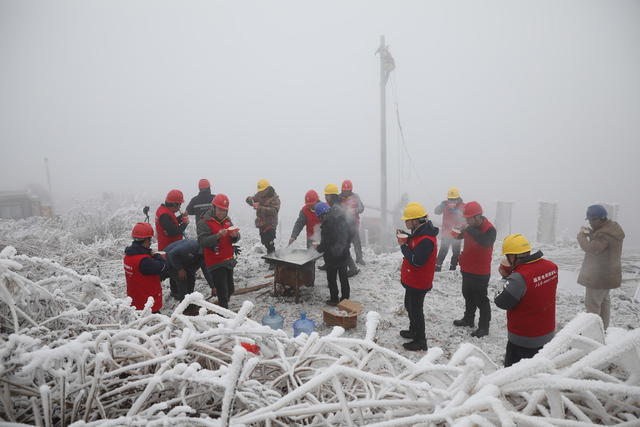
xmin=507 ymin=258 xmax=558 ymax=338
xmin=441 ymin=201 xmax=465 ymax=234
xmin=459 ymin=218 xmax=494 ymax=275
xmin=124 ymin=254 xmax=162 ymax=312
xmin=302 ymin=205 xmax=321 ymax=239
xmin=203 ymin=216 xmax=234 ymax=267
xmin=155 ymin=205 xmax=182 ymax=250
xmin=401 ymin=234 xmax=438 ymax=290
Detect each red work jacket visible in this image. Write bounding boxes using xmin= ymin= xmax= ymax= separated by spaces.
xmin=124 ymin=254 xmax=162 ymax=312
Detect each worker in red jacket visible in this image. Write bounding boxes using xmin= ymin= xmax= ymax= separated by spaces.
xmin=197 ymin=194 xmax=240 ymax=309
xmin=495 ymin=234 xmax=558 ymax=367
xmin=433 ymin=187 xmax=465 ymax=271
xmin=123 ymin=222 xmax=167 ymax=313
xmin=155 ymin=189 xmax=189 ymax=250
xmin=451 ymin=201 xmax=496 ymax=338
xmin=155 ymin=189 xmax=189 ymax=299
xmin=397 ymin=202 xmax=438 ymax=351
xmin=289 ymin=189 xmax=322 ymax=248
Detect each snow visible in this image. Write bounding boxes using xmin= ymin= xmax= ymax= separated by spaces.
xmin=0 ymin=200 xmax=639 ymax=425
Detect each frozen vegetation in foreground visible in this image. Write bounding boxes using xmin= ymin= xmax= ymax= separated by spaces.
xmin=1 ymin=246 xmax=640 ymax=426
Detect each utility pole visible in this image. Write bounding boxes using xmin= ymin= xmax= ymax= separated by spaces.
xmin=44 ymin=157 xmax=52 ymax=201
xmin=379 ymin=36 xmax=388 ymax=237
xmin=377 ymin=36 xmax=395 ymax=244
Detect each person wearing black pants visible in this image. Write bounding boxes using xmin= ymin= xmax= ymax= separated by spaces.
xmin=164 ymin=239 xmax=203 ymax=301
xmin=260 ymin=228 xmax=276 ymax=254
xmin=496 ymin=234 xmax=558 ymax=367
xmin=504 ymin=342 xmax=542 ymax=367
xmin=460 ymin=271 xmax=491 ymax=331
xmin=436 ymin=238 xmax=461 ymax=271
xmin=452 ymin=201 xmax=496 ymax=338
xmin=402 ymin=285 xmax=429 ymax=347
xmin=314 ymin=202 xmax=351 ymax=305
xmin=210 ymin=267 xmax=235 ymax=309
xmin=198 ymin=194 xmax=240 ymax=310
xmin=397 ymin=202 xmax=439 ymax=351
xmin=246 ymin=180 xmax=280 ymax=258
xmin=326 ymin=259 xmax=350 ymax=302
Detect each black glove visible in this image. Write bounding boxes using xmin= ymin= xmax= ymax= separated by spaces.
xmin=245 ymin=196 xmax=254 ymax=206
xmin=233 ymin=246 xmax=242 ymax=255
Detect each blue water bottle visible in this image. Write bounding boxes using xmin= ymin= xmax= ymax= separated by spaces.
xmin=293 ymin=312 xmax=315 ymax=337
xmin=261 ymin=306 xmax=284 ymax=330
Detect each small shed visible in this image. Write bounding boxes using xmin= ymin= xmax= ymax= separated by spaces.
xmin=0 ymin=191 xmax=48 ymax=219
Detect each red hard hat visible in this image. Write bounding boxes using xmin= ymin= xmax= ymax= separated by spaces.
xmin=212 ymin=193 xmax=230 ymax=210
xmin=305 ymin=189 xmax=319 ymax=206
xmin=463 ymin=201 xmax=483 ymax=218
xmin=131 ymin=222 xmax=154 ymax=239
xmin=165 ymin=189 xmax=184 ymax=204
xmin=198 ymin=179 xmax=210 ymax=189
xmin=341 ymin=180 xmax=353 ymax=192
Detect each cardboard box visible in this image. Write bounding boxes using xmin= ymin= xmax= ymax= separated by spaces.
xmin=322 ymin=299 xmax=364 ymax=329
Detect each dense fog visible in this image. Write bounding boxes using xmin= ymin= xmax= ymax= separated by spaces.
xmin=1 ymin=0 xmax=638 ymax=245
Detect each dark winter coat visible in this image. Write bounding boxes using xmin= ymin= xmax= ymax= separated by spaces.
xmin=164 ymin=239 xmax=202 ymax=273
xmin=186 ymin=188 xmax=215 ymax=219
xmin=124 ymin=242 xmax=166 ymax=276
xmin=316 ymin=207 xmax=351 ymax=265
xmin=247 ymin=186 xmax=280 ymax=232
xmin=577 ymin=219 xmax=625 ymax=289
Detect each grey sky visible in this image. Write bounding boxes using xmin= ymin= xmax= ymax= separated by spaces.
xmin=1 ymin=1 xmax=638 ymax=245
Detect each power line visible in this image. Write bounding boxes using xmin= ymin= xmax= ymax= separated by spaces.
xmin=389 ymin=74 xmax=433 ymax=201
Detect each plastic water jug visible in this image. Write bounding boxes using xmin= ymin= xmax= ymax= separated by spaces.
xmin=261 ymin=306 xmax=284 ymax=330
xmin=293 ymin=312 xmax=315 ymax=337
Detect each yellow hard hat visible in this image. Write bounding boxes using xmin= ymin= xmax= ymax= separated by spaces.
xmin=401 ymin=202 xmax=428 ymax=221
xmin=502 ymin=234 xmax=532 ymax=255
xmin=447 ymin=187 xmax=460 ymax=199
xmin=324 ymin=184 xmax=339 ymax=195
xmin=257 ymin=179 xmax=270 ymax=192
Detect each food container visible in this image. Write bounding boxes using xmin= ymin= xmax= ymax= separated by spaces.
xmin=322 ymin=300 xmax=364 ymax=329
xmin=396 ymin=231 xmax=408 ymax=245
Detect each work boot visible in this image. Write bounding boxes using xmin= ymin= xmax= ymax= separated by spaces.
xmin=470 ymin=328 xmax=489 ymax=338
xmin=449 ymin=265 xmax=457 ymax=271
xmin=399 ymin=330 xmax=415 ymax=339
xmin=403 ymin=340 xmax=428 ymax=351
xmin=318 ymin=264 xmax=327 ymax=271
xmin=356 ymin=258 xmax=366 ymax=266
xmin=325 ymin=299 xmax=339 ymax=306
xmin=453 ymin=318 xmax=474 ymax=327
xmin=435 ymin=265 xmax=442 ymax=272
xmin=347 ymin=268 xmax=360 ymax=278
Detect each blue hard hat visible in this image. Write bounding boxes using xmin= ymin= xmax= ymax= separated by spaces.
xmin=314 ymin=202 xmax=331 ymax=217
xmin=586 ymin=204 xmax=607 ymax=220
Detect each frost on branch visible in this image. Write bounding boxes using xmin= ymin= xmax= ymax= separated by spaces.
xmin=0 ymin=250 xmax=639 ymax=426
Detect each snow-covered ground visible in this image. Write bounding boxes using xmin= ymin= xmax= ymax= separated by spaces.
xmin=1 ymin=200 xmax=639 ymax=425
xmin=1 ymin=201 xmax=638 ymax=365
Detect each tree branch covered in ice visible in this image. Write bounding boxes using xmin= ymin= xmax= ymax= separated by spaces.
xmin=1 ymin=248 xmax=639 ymax=426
